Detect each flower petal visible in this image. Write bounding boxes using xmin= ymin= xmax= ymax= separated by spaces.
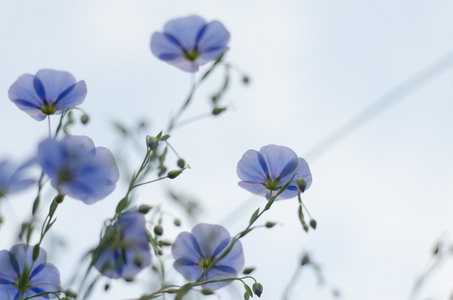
xmin=34 ymin=69 xmax=77 ymax=104
xmin=172 ymin=232 xmax=202 ymax=262
xmin=173 ymin=258 xmax=203 ymax=282
xmin=191 ymin=223 xmax=230 ymax=259
xmin=280 ymin=157 xmax=312 ymax=191
xmin=216 ymin=240 xmax=244 ymax=272
xmin=236 ymin=150 xmax=268 ymax=183
xmin=163 ymin=15 xmax=206 ymax=51
xmin=54 ymin=80 xmax=87 ymax=110
xmin=196 ymin=21 xmax=230 ymax=53
xmin=150 ymin=32 xmax=184 ymax=60
xmin=238 ymin=181 xmax=267 ymax=197
xmin=259 ymin=145 xmax=299 ymax=179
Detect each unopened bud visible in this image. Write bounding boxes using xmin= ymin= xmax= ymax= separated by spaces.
xmin=212 ymin=107 xmax=227 ymax=115
xmin=167 ymin=169 xmax=182 ymax=179
xmin=146 ymin=136 xmax=158 ymax=149
xmin=252 ymin=282 xmax=263 ymax=297
xmin=309 ymin=219 xmax=317 ymax=229
xmin=80 ymin=114 xmax=89 ymax=125
xmin=104 ymin=283 xmax=110 ymax=291
xmin=64 ymin=290 xmax=77 ymax=298
xmin=242 ymin=76 xmax=250 ymax=84
xmin=265 ymin=222 xmax=276 ymax=228
xmin=174 ymin=219 xmax=181 ymax=226
xmin=243 ymin=267 xmax=255 ymax=275
xmin=134 ymin=255 xmax=144 ymax=267
xmin=177 ymin=158 xmax=186 ymax=168
xmin=301 ymin=254 xmax=310 ymax=266
xmin=138 ymin=205 xmax=151 ymax=214
xmin=295 ymin=178 xmax=307 ymax=192
xmin=201 ymin=288 xmax=214 ymax=295
xmin=154 ymin=225 xmax=163 ymax=236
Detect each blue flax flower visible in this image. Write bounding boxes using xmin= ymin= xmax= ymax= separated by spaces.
xmin=37 ymin=135 xmax=119 ymax=204
xmin=172 ymin=223 xmax=244 ymax=291
xmin=0 ymin=160 xmax=35 ymax=198
xmin=151 ymin=15 xmax=230 ymax=72
xmin=94 ymin=209 xmax=151 ymax=280
xmin=237 ymin=144 xmax=312 ymax=200
xmin=8 ymin=69 xmax=87 ymax=121
xmin=0 ymin=244 xmax=61 ymax=300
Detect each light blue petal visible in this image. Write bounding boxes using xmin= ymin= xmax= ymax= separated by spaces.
xmin=163 ymin=15 xmax=206 ymax=51
xmin=35 ymin=69 xmax=76 ymax=104
xmin=236 ymin=150 xmax=268 ymax=183
xmin=0 ymin=250 xmax=18 ymax=281
xmin=191 ymin=223 xmax=230 ymax=259
xmin=196 ymin=47 xmax=228 ymax=66
xmin=238 ymin=181 xmax=267 ymax=197
xmin=173 ymin=259 xmax=203 ymax=282
xmin=28 ymin=263 xmax=61 ymax=297
xmin=54 ymin=80 xmax=87 ymax=111
xmin=150 ymin=32 xmax=184 ymax=60
xmin=259 ymin=145 xmax=298 ymax=180
xmin=216 ymin=239 xmax=244 ymax=272
xmin=0 ymin=284 xmax=17 ymax=300
xmin=203 ymin=268 xmax=238 ymax=291
xmin=196 ymin=21 xmax=230 ymax=53
xmin=8 ymin=74 xmax=46 ymax=121
xmin=94 ymin=147 xmax=120 ymax=184
xmin=172 ymin=232 xmax=202 ymax=262
xmin=280 ymin=157 xmax=312 ymax=191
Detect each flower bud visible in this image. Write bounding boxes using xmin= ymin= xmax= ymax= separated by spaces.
xmin=167 ymin=169 xmax=182 ymax=179
xmin=301 ymin=253 xmax=310 ymax=266
xmin=174 ymin=219 xmax=181 ymax=226
xmin=265 ymin=221 xmax=276 ymax=228
xmin=80 ymin=114 xmax=89 ymax=125
xmin=104 ymin=283 xmax=110 ymax=291
xmin=212 ymin=107 xmax=227 ymax=115
xmin=138 ymin=204 xmax=152 ymax=214
xmin=134 ymin=255 xmax=144 ymax=267
xmin=146 ymin=135 xmax=158 ymax=149
xmin=295 ymin=177 xmax=307 ymax=192
xmin=154 ymin=225 xmax=163 ymax=236
xmin=252 ymin=282 xmax=263 ymax=297
xmin=309 ymin=219 xmax=317 ymax=229
xmin=242 ymin=76 xmax=250 ymax=84
xmin=201 ymin=287 xmax=214 ymax=295
xmin=64 ymin=290 xmax=77 ymax=298
xmin=243 ymin=267 xmax=255 ymax=275
xmin=177 ymin=158 xmax=186 ymax=168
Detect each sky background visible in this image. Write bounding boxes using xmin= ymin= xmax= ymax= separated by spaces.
xmin=1 ymin=1 xmax=453 ymax=300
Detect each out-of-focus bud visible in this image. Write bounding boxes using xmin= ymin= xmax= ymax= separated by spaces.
xmin=146 ymin=135 xmax=158 ymax=149
xmin=64 ymin=290 xmax=77 ymax=298
xmin=80 ymin=114 xmax=89 ymax=125
xmin=104 ymin=283 xmax=110 ymax=291
xmin=243 ymin=267 xmax=255 ymax=275
xmin=154 ymin=225 xmax=163 ymax=236
xmin=138 ymin=205 xmax=152 ymax=214
xmin=252 ymin=282 xmax=263 ymax=297
xmin=265 ymin=222 xmax=276 ymax=228
xmin=134 ymin=255 xmax=144 ymax=267
xmin=167 ymin=169 xmax=182 ymax=179
xmin=310 ymin=219 xmax=317 ymax=229
xmin=301 ymin=253 xmax=310 ymax=266
xmin=295 ymin=177 xmax=307 ymax=192
xmin=174 ymin=219 xmax=181 ymax=227
xmin=177 ymin=158 xmax=186 ymax=169
xmin=212 ymin=107 xmax=227 ymax=115
xmin=201 ymin=288 xmax=214 ymax=295
xmin=242 ymin=76 xmax=250 ymax=84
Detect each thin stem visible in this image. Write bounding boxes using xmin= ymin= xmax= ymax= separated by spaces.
xmin=132 ymin=176 xmax=168 ymax=189
xmin=47 ymin=117 xmax=51 ymax=138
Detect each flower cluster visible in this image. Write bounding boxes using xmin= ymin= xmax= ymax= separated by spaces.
xmin=94 ymin=209 xmax=152 ymax=280
xmin=0 ymin=244 xmax=60 ymax=300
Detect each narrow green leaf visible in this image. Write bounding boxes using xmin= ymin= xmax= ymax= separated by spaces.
xmin=249 ymin=208 xmax=260 ymax=225
xmin=244 ymin=284 xmax=253 ymax=297
xmin=116 ymin=198 xmax=128 ymax=214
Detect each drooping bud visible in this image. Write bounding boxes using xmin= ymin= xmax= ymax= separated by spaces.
xmin=243 ymin=267 xmax=255 ymax=275
xmin=242 ymin=76 xmax=250 ymax=84
xmin=80 ymin=114 xmax=89 ymax=125
xmin=138 ymin=205 xmax=152 ymax=214
xmin=201 ymin=288 xmax=214 ymax=295
xmin=309 ymin=219 xmax=317 ymax=229
xmin=167 ymin=169 xmax=182 ymax=179
xmin=265 ymin=221 xmax=276 ymax=228
xmin=212 ymin=107 xmax=227 ymax=115
xmin=154 ymin=225 xmax=163 ymax=236
xmin=177 ymin=158 xmax=186 ymax=168
xmin=295 ymin=177 xmax=307 ymax=192
xmin=146 ymin=135 xmax=158 ymax=149
xmin=174 ymin=219 xmax=181 ymax=227
xmin=252 ymin=282 xmax=263 ymax=297
xmin=104 ymin=283 xmax=110 ymax=291
xmin=301 ymin=253 xmax=310 ymax=266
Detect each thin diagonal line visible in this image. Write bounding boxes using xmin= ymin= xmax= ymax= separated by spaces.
xmin=304 ymin=50 xmax=453 ymax=161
